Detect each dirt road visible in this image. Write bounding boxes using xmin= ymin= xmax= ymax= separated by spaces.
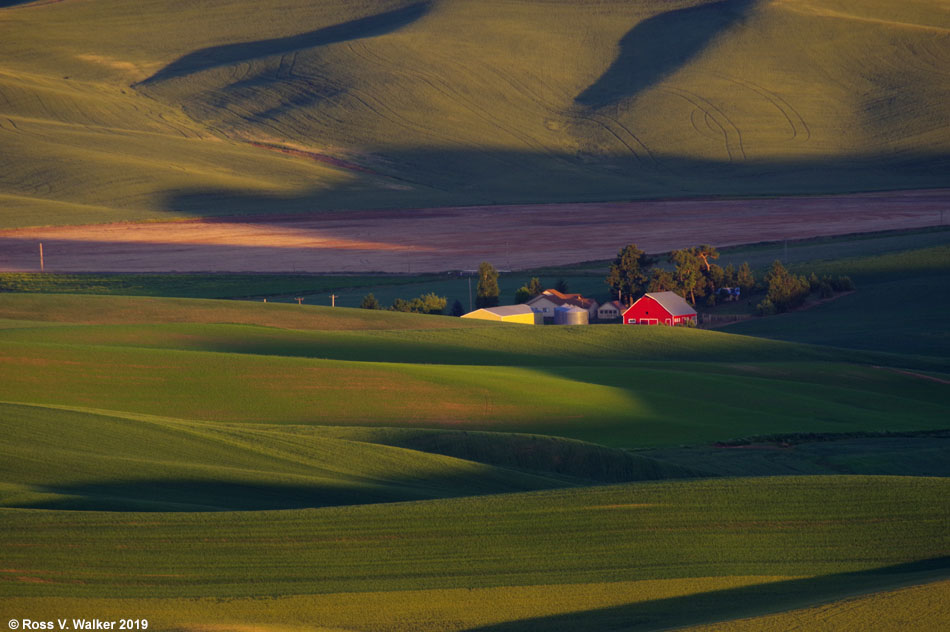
xmin=1 ymin=189 xmax=946 ymax=273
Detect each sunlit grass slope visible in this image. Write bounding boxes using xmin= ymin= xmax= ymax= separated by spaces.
xmin=1 ymin=0 xmax=948 ymax=227
xmin=0 ymin=293 xmax=496 ymax=330
xmin=0 ymin=402 xmax=618 ymax=511
xmin=0 ymin=294 xmax=946 ymax=447
xmin=676 ymin=578 xmax=950 ymax=632
xmin=5 ymin=576 xmax=950 ymax=632
xmin=1 ymin=477 xmax=947 ymax=627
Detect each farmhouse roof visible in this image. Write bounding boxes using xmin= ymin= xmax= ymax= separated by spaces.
xmin=532 ymin=289 xmax=596 ymax=309
xmin=644 ymin=291 xmax=696 ymax=316
xmin=542 ymin=289 xmax=583 ymax=300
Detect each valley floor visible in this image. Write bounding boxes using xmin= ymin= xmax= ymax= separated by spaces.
xmin=0 ymin=189 xmax=946 ymax=273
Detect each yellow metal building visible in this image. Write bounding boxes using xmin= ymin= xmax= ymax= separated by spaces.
xmin=460 ymin=305 xmax=541 ymax=325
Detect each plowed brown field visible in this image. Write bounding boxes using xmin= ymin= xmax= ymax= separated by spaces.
xmin=2 ymin=190 xmax=946 ymax=273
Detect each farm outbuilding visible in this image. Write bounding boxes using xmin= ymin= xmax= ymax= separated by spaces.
xmin=554 ymin=305 xmax=589 ymax=325
xmin=596 ymin=300 xmax=624 ymax=321
xmin=622 ymin=291 xmax=697 ymax=326
xmin=526 ymin=289 xmax=598 ymax=321
xmin=461 ymin=304 xmax=541 ymax=324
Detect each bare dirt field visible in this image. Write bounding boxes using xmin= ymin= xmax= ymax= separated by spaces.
xmin=1 ymin=189 xmax=947 ymax=273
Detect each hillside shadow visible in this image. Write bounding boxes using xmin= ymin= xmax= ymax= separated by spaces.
xmin=362 ymin=430 xmax=704 ymax=483
xmin=575 ymin=0 xmax=758 ymax=109
xmin=463 ymin=557 xmax=950 ymax=631
xmin=14 ymin=470 xmax=566 ymax=512
xmin=158 ymin=151 xmax=950 ymax=222
xmin=2 ymin=150 xmax=947 ymax=273
xmin=139 ymin=2 xmax=431 ymax=85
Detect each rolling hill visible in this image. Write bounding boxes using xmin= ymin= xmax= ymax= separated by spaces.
xmin=1 ymin=293 xmax=948 ymax=629
xmin=1 ymin=0 xmax=948 ymax=227
xmin=0 ymin=294 xmax=947 ymax=447
xmin=2 ymin=1 xmax=949 ymax=628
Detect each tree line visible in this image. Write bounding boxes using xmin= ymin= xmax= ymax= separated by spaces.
xmin=359 ymin=291 xmax=450 ymax=314
xmin=606 ymin=244 xmax=854 ymax=314
xmin=606 ymin=244 xmax=754 ymax=307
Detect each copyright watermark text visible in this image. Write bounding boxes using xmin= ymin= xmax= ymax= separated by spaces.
xmin=9 ymin=620 xmax=147 ymax=631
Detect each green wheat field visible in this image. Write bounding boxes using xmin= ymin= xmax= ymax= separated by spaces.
xmin=2 ymin=0 xmax=949 ymax=629
xmin=2 ymin=237 xmax=949 ymax=630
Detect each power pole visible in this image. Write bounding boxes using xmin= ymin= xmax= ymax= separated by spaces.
xmin=467 ymin=275 xmax=473 ymax=312
xmin=295 ymin=297 xmax=304 ymax=305
xmin=329 ymin=294 xmax=337 ymax=307
xmin=39 ymin=242 xmax=44 ymax=272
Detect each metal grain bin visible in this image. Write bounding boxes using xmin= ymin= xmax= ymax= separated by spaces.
xmin=554 ymin=305 xmax=589 ymax=325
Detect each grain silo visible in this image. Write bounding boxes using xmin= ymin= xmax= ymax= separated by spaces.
xmin=554 ymin=305 xmax=588 ymax=325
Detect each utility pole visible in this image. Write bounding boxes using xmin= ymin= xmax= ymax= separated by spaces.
xmin=39 ymin=242 xmax=44 ymax=272
xmin=295 ymin=297 xmax=304 ymax=305
xmin=329 ymin=294 xmax=337 ymax=307
xmin=467 ymin=275 xmax=473 ymax=312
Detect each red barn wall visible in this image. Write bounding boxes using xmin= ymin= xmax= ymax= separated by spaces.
xmin=623 ymin=296 xmax=695 ymax=325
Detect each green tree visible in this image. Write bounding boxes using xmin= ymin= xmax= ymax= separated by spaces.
xmin=723 ymin=263 xmax=737 ymax=288
xmin=695 ymin=245 xmax=719 ymax=270
xmin=526 ymin=277 xmax=543 ymax=297
xmin=694 ymin=244 xmax=722 ymax=302
xmin=414 ymin=292 xmax=447 ymax=315
xmin=451 ymin=299 xmax=465 ymax=317
xmin=606 ymin=244 xmax=650 ymax=305
xmin=646 ymin=268 xmax=676 ymax=293
xmin=670 ymin=248 xmax=703 ymax=305
xmin=736 ymin=262 xmax=755 ymax=294
xmin=755 ymin=296 xmax=777 ymax=316
xmin=389 ymin=297 xmax=412 ymax=312
xmin=475 ymin=261 xmax=500 ymax=308
xmin=832 ymin=275 xmax=855 ymax=291
xmin=390 ymin=293 xmax=447 ymax=314
xmin=555 ymin=278 xmax=569 ymax=293
xmin=359 ymin=293 xmax=381 ymax=310
xmin=515 ymin=276 xmax=545 ymax=303
xmin=764 ymin=260 xmax=810 ymax=312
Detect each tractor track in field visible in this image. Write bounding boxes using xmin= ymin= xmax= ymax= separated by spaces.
xmin=663 ymin=86 xmax=746 ymax=161
xmin=710 ymin=72 xmax=811 ymax=143
xmin=0 ymin=189 xmax=946 ymax=273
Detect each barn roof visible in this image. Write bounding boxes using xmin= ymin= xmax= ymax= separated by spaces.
xmin=644 ymin=291 xmax=696 ymax=316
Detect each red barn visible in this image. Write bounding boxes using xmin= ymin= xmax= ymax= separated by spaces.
xmin=622 ymin=291 xmax=697 ymax=326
